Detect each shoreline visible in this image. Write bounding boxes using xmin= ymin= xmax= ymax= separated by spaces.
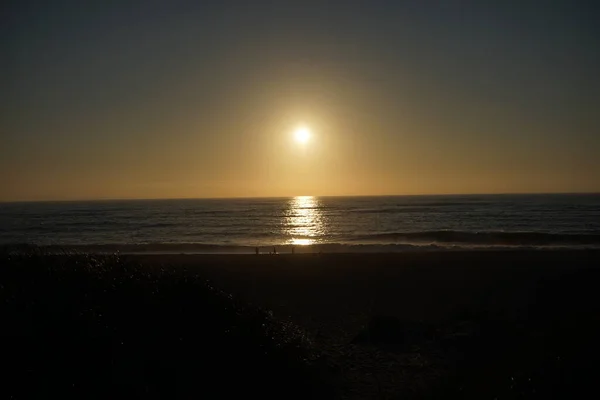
xmin=5 ymin=243 xmax=600 ymax=255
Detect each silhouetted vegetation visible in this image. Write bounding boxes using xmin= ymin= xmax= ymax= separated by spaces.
xmin=1 ymin=248 xmax=330 ymax=399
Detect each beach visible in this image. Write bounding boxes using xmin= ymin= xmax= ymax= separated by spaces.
xmin=5 ymin=247 xmax=600 ymax=398
xmin=129 ymin=249 xmax=600 ymax=398
xmin=132 ymin=250 xmax=600 ymax=325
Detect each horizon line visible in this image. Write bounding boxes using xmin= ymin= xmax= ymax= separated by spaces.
xmin=1 ymin=191 xmax=599 ymax=204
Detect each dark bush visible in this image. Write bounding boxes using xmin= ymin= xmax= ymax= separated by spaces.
xmin=0 ymin=248 xmax=330 ymax=399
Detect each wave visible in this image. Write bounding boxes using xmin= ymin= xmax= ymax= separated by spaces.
xmin=349 ymin=207 xmax=456 ymax=214
xmin=348 ymin=231 xmax=600 ymax=246
xmin=348 ymin=202 xmax=499 ymax=214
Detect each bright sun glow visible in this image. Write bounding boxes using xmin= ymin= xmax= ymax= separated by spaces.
xmin=294 ymin=127 xmax=311 ymax=144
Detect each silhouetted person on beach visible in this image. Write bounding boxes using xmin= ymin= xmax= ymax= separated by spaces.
xmin=291 ymin=246 xmax=295 ymax=254
xmin=255 ymin=247 xmax=259 ymax=255
xmin=273 ymin=246 xmax=277 ymax=255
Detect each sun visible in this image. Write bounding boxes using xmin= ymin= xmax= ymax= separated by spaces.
xmin=294 ymin=126 xmax=311 ymax=144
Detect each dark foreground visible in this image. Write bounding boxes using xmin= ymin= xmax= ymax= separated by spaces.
xmin=2 ymin=249 xmax=600 ymax=398
xmin=1 ymin=250 xmax=329 ymax=399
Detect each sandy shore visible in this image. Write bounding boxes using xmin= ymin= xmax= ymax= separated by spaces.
xmin=130 ymin=250 xmax=600 ymax=325
xmin=128 ymin=250 xmax=600 ymax=398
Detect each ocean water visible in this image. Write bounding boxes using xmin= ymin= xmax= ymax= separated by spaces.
xmin=1 ymin=194 xmax=600 ymax=253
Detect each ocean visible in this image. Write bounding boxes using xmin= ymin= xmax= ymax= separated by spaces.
xmin=1 ymin=194 xmax=600 ymax=253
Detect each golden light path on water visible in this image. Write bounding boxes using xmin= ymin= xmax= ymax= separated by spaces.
xmin=283 ymin=196 xmax=326 ymax=246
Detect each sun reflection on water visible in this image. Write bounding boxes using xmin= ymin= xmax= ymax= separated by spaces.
xmin=283 ymin=196 xmax=326 ymax=245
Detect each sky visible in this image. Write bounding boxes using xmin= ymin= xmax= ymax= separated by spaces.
xmin=2 ymin=0 xmax=599 ymax=201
